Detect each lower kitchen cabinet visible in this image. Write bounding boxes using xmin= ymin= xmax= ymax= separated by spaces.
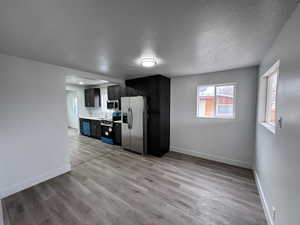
xmin=90 ymin=120 xmax=97 ymax=137
xmin=113 ymin=122 xmax=121 ymax=146
xmin=79 ymin=118 xmax=100 ymax=138
xmin=96 ymin=123 xmax=102 ymax=139
xmin=80 ymin=119 xmax=91 ymax=136
xmin=80 ymin=119 xmax=84 ymax=135
xmin=79 ymin=118 xmax=120 ymax=145
xmin=90 ymin=120 xmax=101 ymax=139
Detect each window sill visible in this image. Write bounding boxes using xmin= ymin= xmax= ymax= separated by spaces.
xmin=260 ymin=122 xmax=276 ymax=134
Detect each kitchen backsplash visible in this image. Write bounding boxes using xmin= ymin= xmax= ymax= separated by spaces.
xmin=83 ymin=108 xmax=113 ymax=119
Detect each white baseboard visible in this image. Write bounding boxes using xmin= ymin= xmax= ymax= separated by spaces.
xmin=0 ymin=200 xmax=3 ymax=225
xmin=254 ymin=170 xmax=273 ymax=225
xmin=170 ymin=145 xmax=252 ymax=169
xmin=0 ymin=164 xmax=71 ymax=199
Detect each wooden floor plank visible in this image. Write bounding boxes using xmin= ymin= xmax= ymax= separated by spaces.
xmin=3 ymin=129 xmax=267 ymax=225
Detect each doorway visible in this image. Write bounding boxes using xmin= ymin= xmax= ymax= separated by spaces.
xmin=66 ymin=90 xmax=78 ymax=129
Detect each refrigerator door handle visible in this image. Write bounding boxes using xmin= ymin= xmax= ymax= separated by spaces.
xmin=130 ymin=107 xmax=133 ymax=129
xmin=127 ymin=108 xmax=131 ymax=129
xmin=129 ymin=107 xmax=133 ymax=130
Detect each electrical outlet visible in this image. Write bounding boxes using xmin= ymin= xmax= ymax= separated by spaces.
xmin=272 ymin=206 xmax=277 ymax=223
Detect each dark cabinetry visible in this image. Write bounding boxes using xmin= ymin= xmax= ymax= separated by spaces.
xmin=84 ymin=88 xmax=101 ymax=107
xmin=79 ymin=118 xmax=101 ymax=139
xmin=126 ymin=86 xmax=143 ymax=97
xmin=107 ymin=85 xmax=140 ymax=101
xmin=126 ymin=75 xmax=170 ymax=157
xmin=108 ymin=85 xmax=144 ymax=102
xmin=79 ymin=118 xmax=84 ymax=134
xmin=125 ymin=76 xmax=162 ymax=112
xmin=107 ymin=85 xmax=122 ymax=101
xmin=90 ymin=120 xmax=97 ymax=137
xmin=80 ymin=118 xmax=91 ymax=136
xmin=107 ymin=85 xmax=124 ymax=110
xmin=90 ymin=120 xmax=101 ymax=139
xmin=96 ymin=123 xmax=102 ymax=139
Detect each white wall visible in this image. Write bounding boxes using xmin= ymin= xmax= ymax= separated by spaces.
xmin=170 ymin=67 xmax=258 ymax=168
xmin=0 ymin=55 xmax=72 ymax=198
xmin=255 ymin=5 xmax=300 ymax=225
xmin=66 ymin=90 xmax=79 ymax=129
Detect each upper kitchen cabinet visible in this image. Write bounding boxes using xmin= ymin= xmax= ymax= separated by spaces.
xmin=125 ymin=75 xmax=170 ymax=157
xmin=84 ymin=88 xmax=101 ymax=107
xmin=125 ymin=75 xmax=168 ymax=113
xmin=107 ymin=85 xmax=123 ymax=101
xmin=108 ymin=85 xmax=144 ymax=100
xmin=126 ymin=86 xmax=143 ymax=97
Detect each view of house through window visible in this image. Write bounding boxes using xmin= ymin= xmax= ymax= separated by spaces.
xmin=197 ymin=84 xmax=235 ymax=118
xmin=265 ymin=70 xmax=278 ymax=126
xmin=258 ymin=60 xmax=280 ymax=133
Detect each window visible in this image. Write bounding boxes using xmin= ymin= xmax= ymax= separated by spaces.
xmin=265 ymin=71 xmax=278 ymax=126
xmin=258 ymin=60 xmax=279 ymax=133
xmin=197 ymin=84 xmax=236 ymax=119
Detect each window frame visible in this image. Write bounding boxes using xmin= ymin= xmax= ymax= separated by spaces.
xmin=265 ymin=71 xmax=278 ymax=126
xmin=196 ymin=83 xmax=237 ymax=119
xmin=259 ymin=60 xmax=280 ymax=134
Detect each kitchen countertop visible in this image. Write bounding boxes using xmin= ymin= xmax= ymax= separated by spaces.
xmin=79 ymin=117 xmax=122 ymax=123
xmin=79 ymin=116 xmax=107 ymax=121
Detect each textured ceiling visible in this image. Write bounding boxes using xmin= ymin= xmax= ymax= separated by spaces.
xmin=0 ymin=0 xmax=298 ymax=79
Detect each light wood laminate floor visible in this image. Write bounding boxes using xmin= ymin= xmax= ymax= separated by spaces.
xmin=2 ymin=129 xmax=267 ymax=225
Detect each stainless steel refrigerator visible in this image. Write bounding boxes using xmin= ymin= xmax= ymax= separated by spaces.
xmin=121 ymin=96 xmax=147 ymax=154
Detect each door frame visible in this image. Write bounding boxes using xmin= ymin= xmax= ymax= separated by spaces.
xmin=66 ymin=90 xmax=79 ymax=130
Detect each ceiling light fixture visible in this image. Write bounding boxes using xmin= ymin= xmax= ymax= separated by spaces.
xmin=79 ymin=82 xmax=84 ymax=85
xmin=141 ymin=57 xmax=157 ymax=68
